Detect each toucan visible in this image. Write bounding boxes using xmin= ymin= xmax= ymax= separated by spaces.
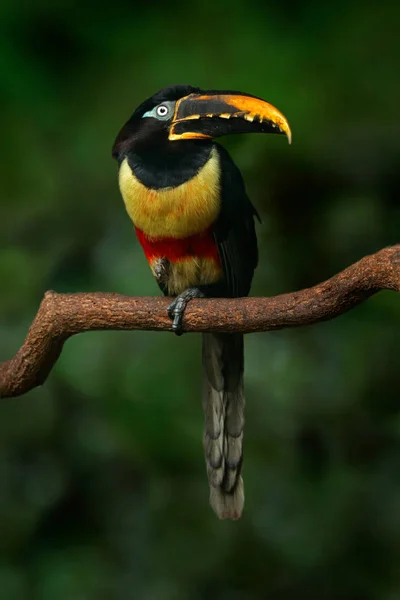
xmin=112 ymin=85 xmax=291 ymax=519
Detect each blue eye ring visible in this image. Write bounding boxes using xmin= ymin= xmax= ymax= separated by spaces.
xmin=156 ymin=105 xmax=169 ymax=117
xmin=142 ymin=100 xmax=175 ymax=120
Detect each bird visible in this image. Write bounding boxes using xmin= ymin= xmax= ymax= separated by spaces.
xmin=112 ymin=85 xmax=291 ymax=519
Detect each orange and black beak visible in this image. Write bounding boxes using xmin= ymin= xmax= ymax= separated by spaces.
xmin=169 ymin=91 xmax=291 ymax=144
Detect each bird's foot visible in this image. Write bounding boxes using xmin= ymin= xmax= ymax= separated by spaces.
xmin=167 ymin=287 xmax=205 ymax=335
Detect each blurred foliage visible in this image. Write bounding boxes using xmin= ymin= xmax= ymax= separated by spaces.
xmin=1 ymin=0 xmax=400 ymax=598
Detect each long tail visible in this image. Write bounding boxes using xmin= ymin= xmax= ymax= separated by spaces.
xmin=202 ymin=332 xmax=245 ymax=520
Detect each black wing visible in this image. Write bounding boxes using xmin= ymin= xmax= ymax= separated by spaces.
xmin=213 ymin=143 xmax=259 ymax=298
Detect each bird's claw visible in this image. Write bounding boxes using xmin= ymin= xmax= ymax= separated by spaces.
xmin=167 ymin=297 xmax=187 ymax=335
xmin=167 ymin=287 xmax=205 ymax=336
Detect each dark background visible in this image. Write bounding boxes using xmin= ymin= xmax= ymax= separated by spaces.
xmin=1 ymin=0 xmax=400 ymax=598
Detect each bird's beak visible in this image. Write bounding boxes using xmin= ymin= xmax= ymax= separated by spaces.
xmin=169 ymin=91 xmax=291 ymax=144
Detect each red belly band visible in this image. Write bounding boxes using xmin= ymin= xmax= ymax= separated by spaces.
xmin=135 ymin=226 xmax=220 ymax=265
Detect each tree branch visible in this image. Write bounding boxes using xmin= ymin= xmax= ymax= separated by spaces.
xmin=1 ymin=246 xmax=399 ymax=399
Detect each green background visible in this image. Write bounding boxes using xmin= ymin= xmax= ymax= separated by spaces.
xmin=1 ymin=0 xmax=400 ymax=598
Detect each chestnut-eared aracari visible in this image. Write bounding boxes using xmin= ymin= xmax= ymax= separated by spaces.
xmin=112 ymin=85 xmax=291 ymax=519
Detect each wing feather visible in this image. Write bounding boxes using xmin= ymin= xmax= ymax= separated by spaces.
xmin=213 ymin=143 xmax=259 ymax=298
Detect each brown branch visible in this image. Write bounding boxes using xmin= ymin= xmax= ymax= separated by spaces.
xmin=1 ymin=246 xmax=399 ymax=399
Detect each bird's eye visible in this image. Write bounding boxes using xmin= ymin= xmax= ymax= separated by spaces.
xmin=156 ymin=105 xmax=169 ymax=117
xmin=142 ymin=101 xmax=175 ymax=120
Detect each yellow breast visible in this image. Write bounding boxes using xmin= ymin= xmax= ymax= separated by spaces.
xmin=118 ymin=146 xmax=221 ymax=239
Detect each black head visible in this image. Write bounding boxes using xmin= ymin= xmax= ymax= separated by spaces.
xmin=112 ymin=84 xmax=291 ymax=161
xmin=112 ymin=85 xmax=200 ymax=160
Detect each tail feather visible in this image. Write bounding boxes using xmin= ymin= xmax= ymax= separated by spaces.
xmin=202 ymin=332 xmax=245 ymax=520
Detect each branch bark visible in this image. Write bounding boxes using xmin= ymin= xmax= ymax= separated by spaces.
xmin=1 ymin=245 xmax=399 ymax=399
